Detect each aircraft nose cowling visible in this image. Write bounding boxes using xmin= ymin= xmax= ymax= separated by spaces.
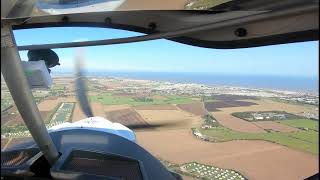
xmin=48 ymin=116 xmax=136 ymax=142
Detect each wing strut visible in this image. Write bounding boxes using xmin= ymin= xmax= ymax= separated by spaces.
xmin=1 ymin=25 xmax=60 ymax=165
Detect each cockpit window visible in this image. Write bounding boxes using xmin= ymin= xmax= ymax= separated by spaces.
xmin=2 ymin=29 xmax=318 ymax=175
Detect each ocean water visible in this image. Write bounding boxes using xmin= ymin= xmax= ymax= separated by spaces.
xmin=53 ymin=71 xmax=319 ymax=93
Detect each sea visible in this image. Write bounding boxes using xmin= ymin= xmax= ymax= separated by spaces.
xmin=52 ymin=71 xmax=319 ymax=94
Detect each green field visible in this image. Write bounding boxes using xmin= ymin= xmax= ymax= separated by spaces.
xmin=90 ymin=93 xmax=195 ymax=106
xmin=1 ymin=124 xmax=28 ymax=134
xmin=197 ymin=120 xmax=319 ymax=155
xmin=202 ymin=114 xmax=220 ymax=127
xmin=1 ymin=97 xmax=13 ymax=112
xmin=276 ymin=119 xmax=319 ymax=131
xmin=52 ymin=84 xmax=65 ymax=90
xmin=48 ymin=102 xmax=75 ymax=126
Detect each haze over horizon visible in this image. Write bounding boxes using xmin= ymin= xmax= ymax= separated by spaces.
xmin=14 ymin=27 xmax=319 ymax=78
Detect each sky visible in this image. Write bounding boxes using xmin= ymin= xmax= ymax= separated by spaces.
xmin=13 ymin=27 xmax=319 ymax=78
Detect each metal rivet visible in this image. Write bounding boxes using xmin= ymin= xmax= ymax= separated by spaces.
xmin=62 ymin=16 xmax=69 ymax=23
xmin=234 ymin=28 xmax=247 ymax=37
xmin=104 ymin=17 xmax=112 ymax=24
xmin=148 ymin=22 xmax=157 ymax=30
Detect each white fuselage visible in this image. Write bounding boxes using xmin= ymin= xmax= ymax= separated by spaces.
xmin=48 ymin=116 xmax=136 ymax=142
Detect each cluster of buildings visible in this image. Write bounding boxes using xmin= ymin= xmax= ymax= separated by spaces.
xmin=2 ymin=130 xmax=31 ymax=138
xmin=181 ymin=163 xmax=245 ymax=180
xmin=192 ymin=129 xmax=209 ymax=141
xmin=279 ymin=96 xmax=319 ymax=106
xmin=108 ymin=78 xmax=319 ymax=107
xmin=299 ymin=112 xmax=319 ymax=120
xmin=249 ymin=112 xmax=287 ymax=121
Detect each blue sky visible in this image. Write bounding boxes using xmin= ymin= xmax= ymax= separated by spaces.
xmin=14 ymin=27 xmax=319 ymax=77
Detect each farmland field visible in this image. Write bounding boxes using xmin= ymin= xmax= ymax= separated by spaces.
xmin=37 ymin=99 xmax=61 ymax=111
xmin=252 ymin=121 xmax=300 ymax=132
xmin=1 ymin=76 xmax=318 ymax=180
xmin=1 ymin=107 xmax=19 ymax=126
xmin=72 ymin=103 xmax=87 ymax=122
xmin=177 ymin=102 xmax=208 ymax=117
xmin=90 ymin=93 xmax=195 ymax=106
xmin=104 ymin=104 xmax=132 ymax=112
xmin=206 ymin=98 xmax=318 ymax=133
xmin=198 ymin=125 xmax=318 ymax=154
xmin=276 ymin=119 xmax=319 ymax=131
xmin=1 ymin=97 xmax=13 ymax=112
xmin=205 ymin=101 xmax=257 ymax=112
xmin=47 ymin=102 xmax=75 ymax=127
xmin=211 ymin=98 xmax=318 ymax=115
xmin=135 ymin=104 xmax=177 ymax=110
xmin=136 ymin=129 xmax=318 ymax=180
xmin=105 ymin=108 xmax=148 ymax=127
xmin=135 ymin=109 xmax=201 ymax=129
xmin=211 ymin=113 xmax=266 ymax=133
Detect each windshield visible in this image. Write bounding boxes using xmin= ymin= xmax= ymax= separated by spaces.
xmin=1 ymin=27 xmax=319 ymax=180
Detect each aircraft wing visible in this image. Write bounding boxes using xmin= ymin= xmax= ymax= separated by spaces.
xmin=1 ymin=0 xmax=318 ymax=49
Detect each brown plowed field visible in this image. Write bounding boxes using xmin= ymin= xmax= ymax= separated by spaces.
xmin=91 ymin=102 xmax=106 ymax=117
xmin=135 ymin=110 xmax=201 ymax=129
xmin=72 ymin=103 xmax=87 ymax=122
xmin=205 ymin=101 xmax=257 ymax=112
xmin=134 ymin=104 xmax=177 ymax=110
xmin=213 ymin=112 xmax=265 ymax=133
xmin=41 ymin=111 xmax=52 ymax=123
xmin=3 ymin=110 xmax=51 ymax=126
xmin=37 ymin=99 xmax=60 ymax=111
xmin=176 ymin=103 xmax=207 ymax=117
xmin=253 ymin=121 xmax=300 ymax=132
xmin=1 ymin=113 xmax=14 ymax=126
xmin=136 ymin=129 xmax=319 ymax=180
xmin=3 ymin=115 xmax=23 ymax=126
xmin=36 ymin=97 xmax=86 ymax=122
xmin=211 ymin=95 xmax=258 ymax=101
xmin=105 ymin=108 xmax=148 ymax=127
xmin=46 ymin=96 xmax=58 ymax=100
xmin=37 ymin=97 xmax=77 ymax=112
xmin=1 ymin=106 xmax=19 ymax=125
xmin=105 ymin=105 xmax=132 ymax=112
xmin=214 ymin=99 xmax=318 ymax=115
